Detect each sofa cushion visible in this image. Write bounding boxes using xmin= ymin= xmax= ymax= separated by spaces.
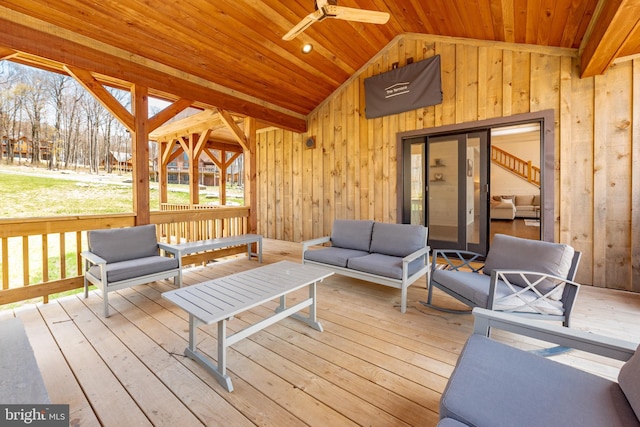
xmin=515 ymin=195 xmax=534 ymax=206
xmin=619 ymin=344 xmax=640 ymax=421
xmin=436 ymin=418 xmax=468 ymax=427
xmin=88 ymin=224 xmax=159 ymax=263
xmin=483 ymin=234 xmax=575 ymax=295
xmin=347 ymin=253 xmax=424 ymax=280
xmin=330 ymin=220 xmax=374 ymax=252
xmin=88 ymin=255 xmax=178 ymax=283
xmin=369 ymin=222 xmax=427 ymax=257
xmin=440 ymin=334 xmax=639 ymax=427
xmin=432 ymin=269 xmax=564 ymax=315
xmin=304 ymin=247 xmax=369 ymax=268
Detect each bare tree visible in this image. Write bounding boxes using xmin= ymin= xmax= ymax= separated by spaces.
xmin=21 ymin=67 xmax=48 ymax=166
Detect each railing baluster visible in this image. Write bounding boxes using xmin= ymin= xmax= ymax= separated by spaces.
xmin=1 ymin=238 xmax=7 ymax=290
xmin=42 ymin=234 xmax=49 ymax=304
xmin=59 ymin=233 xmax=66 ymax=279
xmin=22 ymin=236 xmax=29 ymax=287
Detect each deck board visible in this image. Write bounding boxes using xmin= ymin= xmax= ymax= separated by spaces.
xmin=3 ymin=238 xmax=640 ymax=427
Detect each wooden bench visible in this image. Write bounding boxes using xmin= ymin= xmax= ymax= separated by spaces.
xmin=159 ymin=234 xmax=262 ymax=284
xmin=0 ymin=317 xmax=50 ymax=404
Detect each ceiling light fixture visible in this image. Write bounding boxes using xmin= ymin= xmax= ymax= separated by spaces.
xmin=302 ymin=43 xmax=313 ymax=54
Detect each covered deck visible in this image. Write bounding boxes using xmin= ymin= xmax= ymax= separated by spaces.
xmin=3 ymin=239 xmax=640 ymax=426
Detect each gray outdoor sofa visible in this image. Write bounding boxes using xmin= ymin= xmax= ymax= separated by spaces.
xmin=81 ymin=224 xmax=180 ymax=317
xmin=438 ymin=308 xmax=640 ymax=427
xmin=302 ymin=219 xmax=430 ymax=313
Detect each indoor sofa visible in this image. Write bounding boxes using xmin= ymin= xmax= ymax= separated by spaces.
xmin=302 ymin=219 xmax=430 ymax=313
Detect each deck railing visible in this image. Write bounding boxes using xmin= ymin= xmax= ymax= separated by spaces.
xmin=0 ymin=206 xmax=251 ymax=306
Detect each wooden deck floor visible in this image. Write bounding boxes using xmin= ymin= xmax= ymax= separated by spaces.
xmin=2 ymin=239 xmax=640 ymax=427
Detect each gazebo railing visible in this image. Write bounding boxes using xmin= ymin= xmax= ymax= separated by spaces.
xmin=0 ymin=206 xmax=250 ymax=306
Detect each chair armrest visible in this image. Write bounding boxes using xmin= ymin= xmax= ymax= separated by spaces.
xmin=472 ymin=307 xmax=637 ymax=361
xmin=403 ymin=246 xmax=430 ymax=264
xmin=80 ymin=251 xmax=106 ymax=266
xmin=301 ymin=236 xmax=332 ymax=255
xmin=431 ymin=249 xmax=485 ymax=272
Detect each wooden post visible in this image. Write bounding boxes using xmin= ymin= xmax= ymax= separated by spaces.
xmin=244 ymin=117 xmax=257 ymax=234
xmin=158 ymin=140 xmax=168 ymax=208
xmin=131 ymin=85 xmax=150 ymax=225
xmin=189 ymin=133 xmax=200 ymax=205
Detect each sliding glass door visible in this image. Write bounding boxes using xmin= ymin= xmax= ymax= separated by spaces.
xmin=405 ymin=131 xmax=488 ymax=253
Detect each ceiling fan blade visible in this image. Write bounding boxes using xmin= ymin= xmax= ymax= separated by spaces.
xmin=282 ymin=10 xmax=322 ymax=41
xmin=326 ymin=5 xmax=390 ymax=24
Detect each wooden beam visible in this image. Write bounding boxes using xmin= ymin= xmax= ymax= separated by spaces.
xmin=0 ymin=17 xmax=307 ymax=132
xmin=580 ymin=0 xmax=640 ymax=77
xmin=131 ymin=84 xmax=150 ymax=225
xmin=188 ymin=134 xmax=199 ymax=205
xmin=218 ymin=109 xmax=250 ymax=152
xmin=243 ymin=117 xmax=257 ymax=234
xmin=148 ymin=98 xmax=193 ymax=132
xmin=64 ymin=65 xmax=135 ymax=132
xmin=0 ymin=46 xmax=17 ymax=61
xmin=158 ymin=141 xmax=168 ymax=206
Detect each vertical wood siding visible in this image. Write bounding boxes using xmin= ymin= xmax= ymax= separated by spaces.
xmin=255 ymin=35 xmax=640 ymax=292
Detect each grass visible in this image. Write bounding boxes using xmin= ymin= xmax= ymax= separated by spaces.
xmin=0 ymin=162 xmax=245 ymax=302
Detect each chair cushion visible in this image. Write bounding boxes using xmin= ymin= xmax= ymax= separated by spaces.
xmin=369 ymin=222 xmax=427 ymax=257
xmin=88 ymin=224 xmax=159 ymax=263
xmin=619 ymin=344 xmax=640 ymax=420
xmin=330 ymin=220 xmax=374 ymax=252
xmin=347 ymin=253 xmax=425 ymax=280
xmin=304 ymin=247 xmax=369 ymax=268
xmin=483 ymin=234 xmax=575 ymax=294
xmin=441 ymin=334 xmax=639 ymax=427
xmin=432 ymin=270 xmax=564 ymax=315
xmin=88 ymin=255 xmax=178 ymax=283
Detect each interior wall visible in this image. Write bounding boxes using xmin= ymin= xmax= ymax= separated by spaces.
xmin=255 ymin=34 xmax=640 ymax=292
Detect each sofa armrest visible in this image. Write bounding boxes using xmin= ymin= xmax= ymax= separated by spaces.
xmin=472 ymin=308 xmax=637 ymax=361
xmin=402 ymin=245 xmax=430 ymax=264
xmin=301 ymin=236 xmax=332 ymax=260
xmin=80 ymin=250 xmax=107 ymax=267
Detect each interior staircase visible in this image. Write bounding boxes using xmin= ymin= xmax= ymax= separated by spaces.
xmin=491 ymin=146 xmax=540 ymax=187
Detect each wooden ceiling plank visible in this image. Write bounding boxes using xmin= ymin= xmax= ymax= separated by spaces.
xmin=218 ymin=109 xmax=250 ymax=152
xmin=0 ymin=18 xmax=307 ymax=132
xmin=580 ymin=0 xmax=640 ymax=77
xmin=148 ymin=99 xmax=193 ymax=133
xmin=64 ymin=65 xmax=135 ymax=132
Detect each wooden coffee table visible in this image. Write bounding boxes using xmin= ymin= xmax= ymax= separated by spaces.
xmin=162 ymin=260 xmax=333 ymax=392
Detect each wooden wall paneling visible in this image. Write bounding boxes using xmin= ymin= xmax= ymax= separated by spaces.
xmin=486 ymin=48 xmax=504 ymax=119
xmin=257 ymin=131 xmax=267 ymax=237
xmin=438 ymin=42 xmax=457 ymax=126
xmin=292 ymin=132 xmax=303 ymax=242
xmin=477 ymin=46 xmax=488 ymax=121
xmin=335 ymin=88 xmax=347 ymax=221
xmin=267 ymin=130 xmax=277 ymax=239
xmin=359 ymin=71 xmax=371 ymax=221
xmin=592 ymin=73 xmax=610 ymax=288
xmin=567 ymin=58 xmax=595 ymax=284
xmin=602 ymin=63 xmax=633 ymax=290
xmin=303 ymin=116 xmax=316 ymax=239
xmin=324 ymin=95 xmax=336 ymax=232
xmin=511 ymin=51 xmax=531 ymax=115
xmin=312 ymin=107 xmax=323 ymax=238
xmin=502 ymin=50 xmax=513 ymax=116
xmin=633 ymin=59 xmax=640 ymax=292
xmin=282 ymin=129 xmax=292 ymax=242
xmin=421 ymin=42 xmax=438 ymax=130
xmin=274 ymin=129 xmax=283 ymax=240
xmin=345 ymin=75 xmax=358 ymax=220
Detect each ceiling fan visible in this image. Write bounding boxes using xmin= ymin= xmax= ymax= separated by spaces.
xmin=282 ymin=0 xmax=390 ymax=41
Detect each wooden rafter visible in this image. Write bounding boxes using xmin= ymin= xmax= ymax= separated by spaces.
xmin=580 ymin=0 xmax=640 ymax=77
xmin=0 ymin=47 xmax=17 ymax=61
xmin=149 ymin=98 xmax=193 ymax=133
xmin=64 ymin=65 xmax=135 ymax=132
xmin=218 ymin=109 xmax=249 ymax=152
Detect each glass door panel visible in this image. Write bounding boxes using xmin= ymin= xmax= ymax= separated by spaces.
xmin=410 ymin=144 xmax=425 ymax=225
xmin=427 ymin=136 xmax=459 ymax=244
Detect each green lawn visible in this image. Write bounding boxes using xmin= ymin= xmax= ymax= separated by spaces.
xmin=0 ymin=164 xmax=244 ymax=301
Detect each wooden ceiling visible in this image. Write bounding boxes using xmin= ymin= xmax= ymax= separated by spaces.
xmin=1 ymin=0 xmax=639 ymax=132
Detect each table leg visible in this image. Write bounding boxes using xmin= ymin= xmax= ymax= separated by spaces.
xmin=288 ymin=281 xmax=323 ymax=332
xmin=183 ymin=315 xmax=234 ymax=392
